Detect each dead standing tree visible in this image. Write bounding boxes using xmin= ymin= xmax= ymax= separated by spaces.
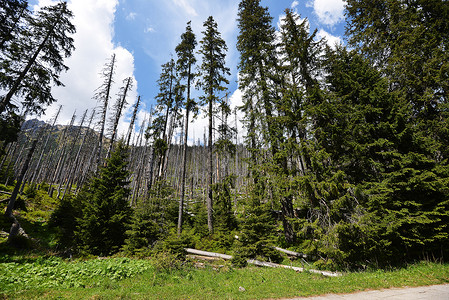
xmin=56 ymin=109 xmax=87 ymax=199
xmin=105 ymin=76 xmax=132 ymax=160
xmin=94 ymin=54 xmax=116 ymax=171
xmin=5 ymin=139 xmax=37 ymax=242
xmin=62 ymin=108 xmax=95 ymax=199
xmin=48 ymin=111 xmax=76 ymax=197
xmin=126 ymin=95 xmax=140 ymax=147
xmin=29 ymin=105 xmax=62 ymax=185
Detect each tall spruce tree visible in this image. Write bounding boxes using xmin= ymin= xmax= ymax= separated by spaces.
xmin=237 ymin=0 xmax=296 ymax=243
xmin=154 ymin=58 xmax=177 ymax=180
xmin=0 ymin=0 xmax=28 ymax=50
xmin=236 ymin=0 xmax=275 ymax=202
xmin=198 ymin=16 xmax=230 ymax=234
xmin=299 ymin=46 xmax=404 ymax=266
xmin=278 ymin=9 xmax=323 ymax=176
xmin=0 ymin=2 xmax=75 ymax=114
xmin=345 ymin=0 xmax=449 ymax=263
xmin=175 ymin=21 xmax=197 ymax=235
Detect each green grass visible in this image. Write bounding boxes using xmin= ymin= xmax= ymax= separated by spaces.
xmin=0 ymin=257 xmax=448 ymax=299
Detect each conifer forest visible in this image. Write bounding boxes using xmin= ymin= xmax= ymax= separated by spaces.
xmin=1 ymin=0 xmax=448 ymax=271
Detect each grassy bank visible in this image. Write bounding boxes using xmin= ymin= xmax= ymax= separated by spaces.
xmin=1 ymin=256 xmax=448 ymax=299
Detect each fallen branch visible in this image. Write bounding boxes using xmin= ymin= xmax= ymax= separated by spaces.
xmin=187 ymin=254 xmax=222 ymax=261
xmin=247 ymin=259 xmax=339 ymax=277
xmin=184 ymin=248 xmax=340 ymax=277
xmin=185 ymin=248 xmax=232 ymax=260
xmin=272 ymin=246 xmax=311 ymax=259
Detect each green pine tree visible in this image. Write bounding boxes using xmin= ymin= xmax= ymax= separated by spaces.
xmin=198 ymin=16 xmax=231 ymax=234
xmin=152 ymin=58 xmax=178 ymax=181
xmin=0 ymin=0 xmax=28 ymax=50
xmin=175 ymin=21 xmax=197 ymax=235
xmin=0 ymin=2 xmax=75 ymax=114
xmin=237 ymin=0 xmax=294 ymax=244
xmin=75 ymin=141 xmax=133 ymax=256
xmin=345 ymin=0 xmax=449 ymax=263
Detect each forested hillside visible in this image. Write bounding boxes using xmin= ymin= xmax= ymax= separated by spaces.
xmin=1 ymin=0 xmax=448 ymax=270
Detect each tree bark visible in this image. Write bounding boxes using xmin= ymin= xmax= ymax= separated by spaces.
xmin=126 ymin=96 xmax=140 ymax=147
xmin=5 ymin=139 xmax=37 ymax=218
xmin=96 ymin=54 xmax=116 ymax=170
xmin=106 ymin=77 xmax=132 ymax=159
xmin=178 ymin=62 xmax=193 ymax=236
xmin=30 ymin=105 xmax=62 ymax=184
xmin=207 ymin=90 xmax=214 ymax=233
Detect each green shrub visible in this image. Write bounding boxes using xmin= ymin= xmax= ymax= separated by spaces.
xmin=123 ymin=206 xmax=161 ymax=255
xmin=23 ymin=185 xmax=37 ymax=199
xmin=154 ymin=230 xmax=194 ymax=260
xmin=39 ymin=182 xmax=51 ymax=192
xmin=234 ymin=201 xmax=282 ymax=263
xmin=230 ymin=253 xmax=247 ymax=268
xmin=49 ymin=194 xmax=82 ymax=252
xmin=152 ymin=251 xmax=185 ymax=272
xmin=0 ymin=184 xmax=13 ymax=192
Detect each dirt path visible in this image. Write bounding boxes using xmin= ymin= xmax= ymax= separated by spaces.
xmin=289 ymin=283 xmax=449 ymax=299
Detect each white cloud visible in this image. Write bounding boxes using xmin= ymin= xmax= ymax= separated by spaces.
xmin=317 ymin=29 xmax=342 ymax=48
xmin=172 ymin=0 xmax=198 ymax=17
xmin=309 ymin=0 xmax=346 ymax=26
xmin=291 ymin=1 xmax=299 ymax=9
xmin=35 ymin=0 xmax=139 ymax=139
xmin=126 ymin=12 xmax=137 ymax=20
xmin=144 ymin=26 xmax=155 ymax=33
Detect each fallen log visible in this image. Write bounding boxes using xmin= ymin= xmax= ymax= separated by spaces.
xmin=247 ymin=259 xmax=339 ymax=277
xmin=185 ymin=248 xmax=233 ymax=260
xmin=187 ymin=254 xmax=222 ymax=261
xmin=272 ymin=246 xmax=311 ymax=259
xmin=184 ymin=248 xmax=340 ymax=277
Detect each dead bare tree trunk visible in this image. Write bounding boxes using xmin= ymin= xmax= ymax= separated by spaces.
xmin=106 ymin=77 xmax=132 ymax=160
xmin=72 ymin=109 xmax=96 ymax=191
xmin=5 ymin=139 xmax=37 ymax=242
xmin=30 ymin=105 xmax=62 ymax=185
xmin=57 ymin=110 xmax=87 ymax=198
xmin=48 ymin=111 xmax=76 ymax=197
xmin=62 ymin=109 xmax=92 ymax=199
xmin=126 ymin=95 xmax=140 ymax=147
xmin=130 ymin=118 xmax=147 ymax=206
xmin=95 ymin=54 xmax=116 ymax=170
xmin=5 ymin=139 xmax=37 ymax=217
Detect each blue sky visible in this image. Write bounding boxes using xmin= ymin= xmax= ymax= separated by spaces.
xmin=112 ymin=0 xmax=345 ymax=106
xmin=32 ymin=0 xmax=347 ymax=142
